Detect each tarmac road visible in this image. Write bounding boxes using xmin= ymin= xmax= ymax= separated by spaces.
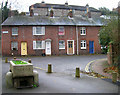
xmin=2 ymin=55 xmax=119 ymax=93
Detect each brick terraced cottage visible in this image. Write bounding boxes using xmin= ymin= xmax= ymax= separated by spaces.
xmin=2 ymin=11 xmax=103 ymax=56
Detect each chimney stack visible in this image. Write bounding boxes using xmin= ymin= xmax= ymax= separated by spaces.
xmin=65 ymin=1 xmax=68 ymax=5
xmin=68 ymin=9 xmax=73 ymax=18
xmin=50 ymin=7 xmax=54 ymax=17
xmin=41 ymin=0 xmax=45 ymax=3
xmin=86 ymin=4 xmax=91 ymax=18
xmin=30 ymin=5 xmax=34 ymax=16
xmin=86 ymin=4 xmax=89 ymax=13
xmin=8 ymin=5 xmax=19 ymax=17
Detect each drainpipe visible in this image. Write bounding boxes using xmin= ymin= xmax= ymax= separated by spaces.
xmin=76 ymin=25 xmax=79 ymax=55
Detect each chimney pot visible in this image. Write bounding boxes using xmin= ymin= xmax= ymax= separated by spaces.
xmin=88 ymin=12 xmax=91 ymax=18
xmin=68 ymin=9 xmax=73 ymax=18
xmin=86 ymin=4 xmax=89 ymax=13
xmin=41 ymin=0 xmax=45 ymax=3
xmin=50 ymin=8 xmax=54 ymax=17
xmin=85 ymin=4 xmax=91 ymax=18
xmin=30 ymin=5 xmax=34 ymax=16
xmin=65 ymin=1 xmax=68 ymax=5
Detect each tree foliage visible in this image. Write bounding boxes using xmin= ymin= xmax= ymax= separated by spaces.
xmin=99 ymin=16 xmax=118 ymax=47
xmin=1 ymin=1 xmax=9 ymax=22
xmin=99 ymin=7 xmax=118 ymax=15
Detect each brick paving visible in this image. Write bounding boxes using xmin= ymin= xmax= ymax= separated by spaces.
xmin=92 ymin=59 xmax=112 ymax=79
xmin=91 ymin=59 xmax=120 ymax=80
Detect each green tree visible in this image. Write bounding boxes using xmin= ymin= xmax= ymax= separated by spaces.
xmin=99 ymin=7 xmax=118 ymax=15
xmin=2 ymin=1 xmax=9 ymax=22
xmin=99 ymin=7 xmax=111 ymax=15
xmin=99 ymin=16 xmax=118 ymax=52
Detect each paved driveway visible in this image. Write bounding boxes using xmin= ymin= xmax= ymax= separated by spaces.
xmin=2 ymin=55 xmax=119 ymax=93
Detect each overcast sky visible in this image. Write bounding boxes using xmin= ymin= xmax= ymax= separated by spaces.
xmin=0 ymin=0 xmax=120 ymax=12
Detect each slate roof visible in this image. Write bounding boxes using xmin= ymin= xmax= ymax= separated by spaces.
xmin=1 ymin=16 xmax=104 ymax=26
xmin=30 ymin=3 xmax=101 ymax=12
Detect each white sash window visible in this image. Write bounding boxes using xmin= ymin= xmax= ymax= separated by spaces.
xmin=59 ymin=40 xmax=65 ymax=49
xmin=59 ymin=26 xmax=65 ymax=35
xmin=33 ymin=26 xmax=45 ymax=35
xmin=80 ymin=27 xmax=86 ymax=35
xmin=33 ymin=40 xmax=45 ymax=49
xmin=81 ymin=40 xmax=86 ymax=49
xmin=11 ymin=42 xmax=18 ymax=50
xmin=12 ymin=27 xmax=18 ymax=35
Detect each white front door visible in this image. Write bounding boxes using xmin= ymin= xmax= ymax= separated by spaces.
xmin=45 ymin=41 xmax=51 ymax=55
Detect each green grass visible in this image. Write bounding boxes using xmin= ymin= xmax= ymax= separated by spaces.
xmin=12 ymin=60 xmax=28 ymax=65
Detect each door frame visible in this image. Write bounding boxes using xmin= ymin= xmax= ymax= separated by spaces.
xmin=21 ymin=41 xmax=27 ymax=55
xmin=45 ymin=39 xmax=52 ymax=55
xmin=67 ymin=40 xmax=74 ymax=55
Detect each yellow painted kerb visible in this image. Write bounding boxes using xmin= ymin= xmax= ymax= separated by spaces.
xmin=33 ymin=66 xmax=46 ymax=71
xmin=85 ymin=58 xmax=107 ymax=72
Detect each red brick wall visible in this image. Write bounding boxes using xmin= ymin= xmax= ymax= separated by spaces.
xmin=2 ymin=25 xmax=101 ymax=56
xmin=78 ymin=26 xmax=101 ymax=54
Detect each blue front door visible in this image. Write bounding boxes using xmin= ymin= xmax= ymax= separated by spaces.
xmin=89 ymin=41 xmax=94 ymax=54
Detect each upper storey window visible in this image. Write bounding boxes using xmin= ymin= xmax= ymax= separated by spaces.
xmin=59 ymin=26 xmax=65 ymax=35
xmin=80 ymin=27 xmax=86 ymax=35
xmin=12 ymin=27 xmax=18 ymax=35
xmin=33 ymin=26 xmax=45 ymax=35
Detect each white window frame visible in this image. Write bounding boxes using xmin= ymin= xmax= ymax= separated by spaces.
xmin=59 ymin=26 xmax=65 ymax=35
xmin=81 ymin=40 xmax=86 ymax=49
xmin=11 ymin=41 xmax=18 ymax=50
xmin=80 ymin=27 xmax=86 ymax=35
xmin=12 ymin=27 xmax=18 ymax=35
xmin=33 ymin=26 xmax=45 ymax=35
xmin=59 ymin=40 xmax=65 ymax=49
xmin=33 ymin=40 xmax=45 ymax=50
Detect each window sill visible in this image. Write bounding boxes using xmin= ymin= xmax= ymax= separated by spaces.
xmin=80 ymin=34 xmax=86 ymax=36
xmin=12 ymin=35 xmax=18 ymax=36
xmin=12 ymin=50 xmax=18 ymax=51
xmin=59 ymin=48 xmax=65 ymax=50
xmin=33 ymin=34 xmax=45 ymax=36
xmin=81 ymin=48 xmax=86 ymax=50
xmin=59 ymin=35 xmax=64 ymax=36
xmin=33 ymin=48 xmax=45 ymax=50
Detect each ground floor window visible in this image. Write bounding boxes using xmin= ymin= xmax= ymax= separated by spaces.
xmin=11 ymin=41 xmax=18 ymax=50
xmin=81 ymin=40 xmax=86 ymax=49
xmin=33 ymin=41 xmax=45 ymax=49
xmin=36 ymin=41 xmax=42 ymax=49
xmin=59 ymin=40 xmax=65 ymax=49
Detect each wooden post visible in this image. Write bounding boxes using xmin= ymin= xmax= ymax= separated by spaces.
xmin=5 ymin=58 xmax=8 ymax=63
xmin=75 ymin=67 xmax=80 ymax=78
xmin=112 ymin=72 xmax=117 ymax=83
xmin=48 ymin=64 xmax=52 ymax=73
xmin=13 ymin=57 xmax=16 ymax=60
xmin=28 ymin=59 xmax=31 ymax=63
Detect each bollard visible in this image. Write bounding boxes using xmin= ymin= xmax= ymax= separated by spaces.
xmin=5 ymin=58 xmax=8 ymax=63
xmin=48 ymin=64 xmax=52 ymax=73
xmin=6 ymin=72 xmax=13 ymax=88
xmin=28 ymin=59 xmax=31 ymax=63
xmin=13 ymin=57 xmax=16 ymax=60
xmin=75 ymin=67 xmax=80 ymax=78
xmin=112 ymin=72 xmax=117 ymax=83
